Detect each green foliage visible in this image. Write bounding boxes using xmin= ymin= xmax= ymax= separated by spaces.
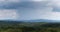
xmin=0 ymin=21 xmax=60 ymax=32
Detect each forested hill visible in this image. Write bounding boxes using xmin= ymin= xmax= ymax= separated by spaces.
xmin=0 ymin=20 xmax=60 ymax=32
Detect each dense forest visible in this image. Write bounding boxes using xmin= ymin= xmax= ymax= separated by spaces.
xmin=0 ymin=20 xmax=60 ymax=32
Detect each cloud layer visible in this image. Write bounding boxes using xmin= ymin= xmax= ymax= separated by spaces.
xmin=0 ymin=0 xmax=60 ymax=20
xmin=0 ymin=9 xmax=18 ymax=20
xmin=17 ymin=0 xmax=60 ymax=20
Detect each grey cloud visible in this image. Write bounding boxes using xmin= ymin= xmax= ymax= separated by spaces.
xmin=0 ymin=1 xmax=49 ymax=9
xmin=53 ymin=7 xmax=60 ymax=12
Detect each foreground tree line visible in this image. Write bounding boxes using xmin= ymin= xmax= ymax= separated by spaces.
xmin=0 ymin=21 xmax=60 ymax=32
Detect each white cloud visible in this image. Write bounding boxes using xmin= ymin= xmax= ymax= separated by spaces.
xmin=40 ymin=12 xmax=60 ymax=20
xmin=50 ymin=0 xmax=60 ymax=8
xmin=38 ymin=0 xmax=60 ymax=20
xmin=0 ymin=9 xmax=18 ymax=20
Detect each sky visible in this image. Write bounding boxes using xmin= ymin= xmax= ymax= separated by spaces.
xmin=0 ymin=0 xmax=60 ymax=20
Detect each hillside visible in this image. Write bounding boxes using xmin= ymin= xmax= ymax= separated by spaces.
xmin=0 ymin=20 xmax=60 ymax=32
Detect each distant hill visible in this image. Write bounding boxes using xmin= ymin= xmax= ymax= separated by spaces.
xmin=22 ymin=19 xmax=60 ymax=23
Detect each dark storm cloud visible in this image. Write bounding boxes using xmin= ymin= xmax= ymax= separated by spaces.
xmin=0 ymin=1 xmax=49 ymax=9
